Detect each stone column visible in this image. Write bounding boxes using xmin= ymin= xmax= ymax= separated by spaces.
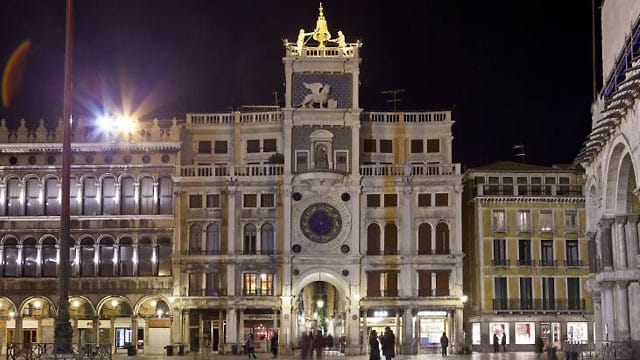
xmin=628 ymin=282 xmax=640 ymax=341
xmin=280 ymin=297 xmax=292 ymax=354
xmin=225 ymin=308 xmax=237 ymax=354
xmin=626 ymin=215 xmax=639 ymax=268
xmin=614 ymin=281 xmax=630 ymax=340
xmin=599 ymin=219 xmax=614 ymax=269
xmin=354 ymin=306 xmax=365 ymax=355
xmin=227 ymin=187 xmax=237 ymax=254
xmin=454 ymin=307 xmax=464 ymax=354
xmin=401 ymin=307 xmax=413 ymax=354
xmin=587 ymin=232 xmax=598 ymax=273
xmin=592 ymin=293 xmax=602 ymax=343
xmin=614 ymin=216 xmax=628 ymax=268
xmin=601 ymin=282 xmax=614 ymax=341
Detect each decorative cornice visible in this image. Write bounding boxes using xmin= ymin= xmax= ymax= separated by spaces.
xmin=0 ymin=141 xmax=182 ymax=153
xmin=477 ymin=196 xmax=584 ymax=204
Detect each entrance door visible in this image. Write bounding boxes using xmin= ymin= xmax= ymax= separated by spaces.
xmin=540 ymin=322 xmax=561 ymax=348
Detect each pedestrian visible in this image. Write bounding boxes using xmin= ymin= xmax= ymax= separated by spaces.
xmin=246 ymin=333 xmax=257 ymax=359
xmin=369 ymin=330 xmax=381 ymax=360
xmin=493 ymin=333 xmax=499 ymax=353
xmin=271 ymin=330 xmax=279 ymax=358
xmin=300 ymin=332 xmax=310 ymax=360
xmin=501 ymin=333 xmax=507 ymax=352
xmin=313 ymin=329 xmax=325 ymax=359
xmin=439 ymin=332 xmax=449 ymax=357
xmin=381 ymin=327 xmax=395 ymax=360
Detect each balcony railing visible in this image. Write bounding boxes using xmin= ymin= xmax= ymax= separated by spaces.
xmin=366 ymin=289 xmax=400 ymax=297
xmin=418 ymin=288 xmax=450 ymax=297
xmin=360 ymin=111 xmax=451 ymax=123
xmin=360 ymin=163 xmax=460 ymax=177
xmin=492 ymin=298 xmax=586 ymax=311
xmin=517 ymin=259 xmax=534 ymax=266
xmin=539 ymin=259 xmax=558 ymax=267
xmin=417 ymin=249 xmax=451 ymax=255
xmin=6 ymin=343 xmax=112 ymax=360
xmin=564 ymin=259 xmax=584 ymax=267
xmin=475 ymin=184 xmax=583 ymax=197
xmin=491 ymin=259 xmax=510 ymax=267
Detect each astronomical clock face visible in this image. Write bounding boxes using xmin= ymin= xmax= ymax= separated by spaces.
xmin=300 ymin=203 xmax=342 ymax=243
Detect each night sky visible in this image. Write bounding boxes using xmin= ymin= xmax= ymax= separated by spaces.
xmin=0 ymin=1 xmax=595 ymax=168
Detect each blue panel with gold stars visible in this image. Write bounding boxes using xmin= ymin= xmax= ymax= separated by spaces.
xmin=292 ymin=73 xmax=352 ymax=109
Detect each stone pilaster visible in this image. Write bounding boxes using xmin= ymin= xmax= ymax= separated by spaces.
xmin=614 ymin=280 xmax=630 ymax=340
xmin=625 ymin=215 xmax=639 ymax=268
xmin=615 ymin=216 xmax=628 ymax=268
xmin=401 ymin=307 xmax=414 ymax=354
xmin=628 ymin=282 xmax=640 ymax=341
xmin=601 ymin=282 xmax=614 ymax=341
xmin=599 ymin=219 xmax=614 ymax=269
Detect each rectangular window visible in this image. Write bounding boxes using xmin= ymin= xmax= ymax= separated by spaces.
xmin=379 ymin=139 xmax=393 ymax=153
xmin=564 ymin=210 xmax=578 ymax=229
xmin=214 ymin=140 xmax=227 ymax=154
xmin=263 ymin=139 xmax=277 ymax=152
xmin=206 ymin=194 xmax=220 ymax=208
xmin=383 ymin=194 xmax=397 ymax=207
xmin=189 ymin=194 xmax=203 ymax=209
xmin=410 ymin=139 xmax=423 ymax=153
xmin=518 ymin=240 xmax=532 ymax=266
xmin=367 ymin=272 xmax=381 ymax=297
xmin=435 ymin=193 xmax=448 ymax=207
xmin=541 ymin=240 xmax=554 ymax=266
xmin=435 ymin=271 xmax=449 ymax=296
xmin=260 ymin=193 xmax=275 ymax=208
xmin=296 ymin=151 xmax=309 ymax=172
xmin=539 ymin=210 xmax=553 ymax=231
xmin=247 ymin=139 xmax=261 ymax=153
xmin=567 ymin=278 xmax=581 ymax=310
xmin=531 ymin=177 xmax=542 ymax=195
xmin=492 ymin=210 xmax=506 ymax=231
xmin=558 ymin=177 xmax=571 ymax=195
xmin=381 ymin=272 xmax=398 ymax=297
xmin=243 ymin=273 xmax=258 ymax=295
xmin=188 ymin=273 xmax=201 ymax=296
xmin=520 ymin=277 xmax=533 ymax=310
xmin=517 ymin=210 xmax=531 ymax=231
xmin=259 ymin=273 xmax=274 ymax=296
xmin=243 ymin=194 xmax=257 ymax=208
xmin=367 ymin=194 xmax=381 ymax=207
xmin=426 ymin=139 xmax=440 ymax=153
xmin=418 ymin=271 xmax=432 ymax=296
xmin=566 ymin=240 xmax=579 ymax=266
xmin=363 ymin=139 xmax=376 ymax=153
xmin=542 ymin=277 xmax=555 ymax=309
xmin=517 ymin=177 xmax=528 ymax=196
xmin=198 ymin=141 xmax=211 ymax=154
xmin=418 ymin=193 xmax=431 ymax=207
xmin=493 ymin=239 xmax=507 ymax=266
xmin=494 ymin=277 xmax=508 ymax=310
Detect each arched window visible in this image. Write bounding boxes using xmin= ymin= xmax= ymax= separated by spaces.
xmin=102 ymin=177 xmax=117 ymax=215
xmin=70 ymin=177 xmax=81 ymax=215
xmin=244 ymin=224 xmax=257 ymax=254
xmin=367 ymin=223 xmax=381 ymax=255
xmin=25 ymin=178 xmax=43 ymax=216
xmin=159 ymin=176 xmax=173 ymax=215
xmin=418 ymin=223 xmax=432 ymax=255
xmin=138 ymin=237 xmax=154 ymax=276
xmin=435 ymin=223 xmax=450 ymax=254
xmin=82 ymin=177 xmax=99 ymax=215
xmin=120 ymin=177 xmax=136 ymax=215
xmin=22 ymin=238 xmax=38 ymax=277
xmin=189 ymin=224 xmax=202 ymax=254
xmin=2 ymin=238 xmax=19 ymax=276
xmin=384 ymin=223 xmax=398 ymax=255
xmin=119 ymin=237 xmax=134 ymax=276
xmin=98 ymin=238 xmax=115 ymax=276
xmin=206 ymin=224 xmax=220 ymax=255
xmin=139 ymin=177 xmax=155 ymax=215
xmin=6 ymin=178 xmax=22 ymax=216
xmin=79 ymin=238 xmax=95 ymax=277
xmin=157 ymin=237 xmax=172 ymax=276
xmin=45 ymin=178 xmax=61 ymax=215
xmin=261 ymin=223 xmax=275 ymax=255
xmin=41 ymin=238 xmax=57 ymax=277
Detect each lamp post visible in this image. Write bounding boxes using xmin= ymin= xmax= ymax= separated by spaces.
xmin=54 ymin=0 xmax=74 ymax=353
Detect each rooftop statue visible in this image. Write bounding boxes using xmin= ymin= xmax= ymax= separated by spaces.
xmin=313 ymin=3 xmax=331 ymax=47
xmin=296 ymin=29 xmax=313 ymax=55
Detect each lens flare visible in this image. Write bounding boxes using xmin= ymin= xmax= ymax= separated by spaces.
xmin=2 ymin=39 xmax=31 ymax=108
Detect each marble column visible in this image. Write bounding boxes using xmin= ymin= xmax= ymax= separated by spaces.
xmin=626 ymin=215 xmax=639 ymax=268
xmin=601 ymin=282 xmax=614 ymax=341
xmin=401 ymin=307 xmax=414 ymax=354
xmin=614 ymin=216 xmax=628 ymax=269
xmin=628 ymin=282 xmax=640 ymax=341
xmin=225 ymin=308 xmax=237 ymax=353
xmin=614 ymin=281 xmax=630 ymax=340
xmin=454 ymin=308 xmax=464 ymax=354
xmin=599 ymin=219 xmax=614 ymax=269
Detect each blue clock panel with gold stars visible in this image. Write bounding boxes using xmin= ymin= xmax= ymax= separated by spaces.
xmin=299 ymin=203 xmax=342 ymax=243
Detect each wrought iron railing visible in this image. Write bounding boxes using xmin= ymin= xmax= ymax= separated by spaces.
xmin=6 ymin=343 xmax=111 ymax=360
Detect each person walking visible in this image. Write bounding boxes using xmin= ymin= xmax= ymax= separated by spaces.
xmin=300 ymin=332 xmax=310 ymax=360
xmin=246 ymin=333 xmax=257 ymax=359
xmin=369 ymin=330 xmax=381 ymax=360
xmin=381 ymin=327 xmax=395 ymax=360
xmin=501 ymin=333 xmax=507 ymax=352
xmin=271 ymin=330 xmax=279 ymax=358
xmin=439 ymin=332 xmax=449 ymax=357
xmin=493 ymin=333 xmax=499 ymax=353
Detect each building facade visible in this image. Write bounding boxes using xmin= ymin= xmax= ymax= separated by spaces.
xmin=462 ymin=162 xmax=592 ymax=352
xmin=575 ymin=1 xmax=640 ymax=357
xmin=0 ymin=5 xmax=465 ymax=356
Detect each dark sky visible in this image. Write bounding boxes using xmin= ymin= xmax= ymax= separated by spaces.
xmin=0 ymin=1 xmax=595 ymax=168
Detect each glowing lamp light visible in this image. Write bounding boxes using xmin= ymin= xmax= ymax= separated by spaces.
xmin=157 ymin=309 xmax=164 ymax=318
xmin=168 ymin=296 xmax=176 ymax=304
xmin=461 ymin=295 xmax=468 ymax=303
xmin=150 ymin=300 xmax=157 ymax=307
xmin=72 ymin=300 xmax=80 ymax=308
xmin=316 ymin=299 xmax=324 ymax=309
xmin=111 ymin=299 xmax=119 ymax=308
xmin=33 ymin=300 xmax=42 ymax=309
xmin=9 ymin=311 xmax=15 ymax=318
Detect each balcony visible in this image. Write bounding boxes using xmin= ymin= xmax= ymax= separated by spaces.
xmin=492 ymin=298 xmax=586 ymax=311
xmin=366 ymin=289 xmax=399 ymax=297
xmin=490 ymin=259 xmax=510 ymax=267
xmin=538 ymin=259 xmax=557 ymax=267
xmin=360 ymin=111 xmax=451 ymax=123
xmin=417 ymin=288 xmax=450 ymax=297
xmin=564 ymin=259 xmax=584 ymax=267
xmin=475 ymin=184 xmax=583 ymax=197
xmin=517 ymin=259 xmax=534 ymax=266
xmin=360 ymin=163 xmax=460 ymax=177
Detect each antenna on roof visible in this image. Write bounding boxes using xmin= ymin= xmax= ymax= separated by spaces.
xmin=513 ymin=143 xmax=526 ymax=163
xmin=381 ymin=89 xmax=404 ymax=111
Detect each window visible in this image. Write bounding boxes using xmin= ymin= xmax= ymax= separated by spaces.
xmin=564 ymin=210 xmax=578 ymax=229
xmin=418 ymin=271 xmax=432 ymax=296
xmin=541 ymin=240 xmax=554 ymax=266
xmin=244 ymin=224 xmax=257 ymax=254
xmin=494 ymin=277 xmax=508 ymax=310
xmin=531 ymin=177 xmax=542 ymax=195
xmin=205 ymin=272 xmax=221 ymax=296
xmin=25 ymin=178 xmax=43 ymax=216
xmin=120 ymin=177 xmax=136 ymax=215
xmin=558 ymin=177 xmax=571 ymax=195
xmin=539 ymin=210 xmax=553 ymax=231
xmin=261 ymin=193 xmax=275 ymax=208
xmin=244 ymin=273 xmax=257 ymax=295
xmin=565 ymin=240 xmax=579 ymax=266
xmin=259 ymin=273 xmax=274 ymax=295
xmin=426 ymin=139 xmax=440 ymax=153
xmin=418 ymin=223 xmax=432 ymax=255
xmin=542 ymin=277 xmax=555 ymax=309
xmin=157 ymin=237 xmax=172 ymax=276
xmin=520 ymin=277 xmax=533 ymax=310
xmin=335 ymin=150 xmax=348 ymax=172
xmin=214 ymin=140 xmax=228 ymax=154
xmin=263 ymin=139 xmax=277 ymax=152
xmin=206 ymin=194 xmax=220 ymax=208
xmin=379 ymin=139 xmax=393 ymax=153
xmin=261 ymin=223 xmax=275 ymax=254
xmin=41 ymin=238 xmax=57 ymax=277
xmin=247 ymin=140 xmax=260 ymax=153
xmin=296 ymin=151 xmax=309 ymax=172
xmin=206 ymin=224 xmax=220 ymax=254
xmin=411 ymin=139 xmax=423 ymax=153
xmin=517 ymin=177 xmax=528 ymax=195
xmin=244 ymin=194 xmax=257 ymax=208
xmin=118 ymin=238 xmax=134 ymax=276
xmin=567 ymin=278 xmax=581 ymax=310
xmin=189 ymin=224 xmax=202 ymax=254
xmin=363 ymin=139 xmax=376 ymax=153
xmin=137 ymin=238 xmax=154 ymax=276
xmin=383 ymin=223 xmax=398 ymax=255
xmin=435 ymin=271 xmax=449 ymax=296
xmin=383 ymin=194 xmax=397 ymax=207
xmin=435 ymin=193 xmax=448 ymax=207
xmin=418 ymin=193 xmax=431 ymax=207
xmin=45 ymin=178 xmax=61 ymax=216
xmin=102 ymin=177 xmax=117 ymax=215
xmin=367 ymin=224 xmax=381 ymax=255
xmin=139 ymin=177 xmax=155 ymax=215
xmin=493 ymin=239 xmax=507 ymax=266
xmin=517 ymin=210 xmax=531 ymax=231
xmin=6 ymin=178 xmax=22 ymax=216
xmin=83 ymin=177 xmax=99 ymax=215
xmin=189 ymin=194 xmax=203 ymax=208
xmin=79 ymin=239 xmax=95 ymax=277
xmin=435 ymin=223 xmax=450 ymax=254
xmin=381 ymin=272 xmax=398 ymax=297
xmin=98 ymin=238 xmax=115 ymax=276
xmin=502 ymin=177 xmax=514 ymax=195
xmin=492 ymin=210 xmax=506 ymax=231
xmin=198 ymin=140 xmax=211 ymax=154
xmin=243 ymin=272 xmax=274 ymax=296
xmin=22 ymin=238 xmax=38 ymax=277
xmin=518 ymin=240 xmax=532 ymax=266
xmin=189 ymin=273 xmax=202 ymax=296
xmin=367 ymin=194 xmax=381 ymax=207
xmin=159 ymin=177 xmax=173 ymax=215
